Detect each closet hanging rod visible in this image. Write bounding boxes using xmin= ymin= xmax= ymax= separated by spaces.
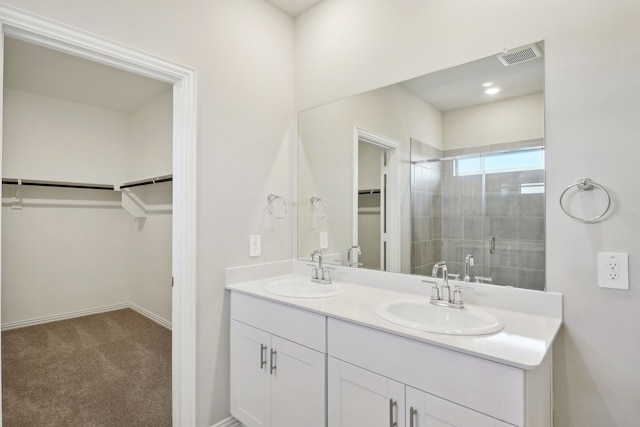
xmin=358 ymin=189 xmax=381 ymax=195
xmin=1 ymin=178 xmax=114 ymax=191
xmin=120 ymin=174 xmax=173 ymax=189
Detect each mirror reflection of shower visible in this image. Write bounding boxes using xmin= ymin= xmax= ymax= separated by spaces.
xmin=410 ymin=138 xmax=545 ymax=291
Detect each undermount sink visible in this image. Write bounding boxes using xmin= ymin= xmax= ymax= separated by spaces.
xmin=374 ymin=298 xmax=504 ymax=336
xmin=263 ymin=278 xmax=346 ymax=298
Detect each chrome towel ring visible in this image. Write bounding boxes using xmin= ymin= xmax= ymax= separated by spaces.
xmin=310 ymin=196 xmax=328 ymax=219
xmin=266 ymin=194 xmax=287 ymax=219
xmin=559 ymin=178 xmax=611 ymax=222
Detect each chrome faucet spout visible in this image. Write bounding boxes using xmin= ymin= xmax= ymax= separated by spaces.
xmin=310 ymin=249 xmax=332 ymax=284
xmin=432 ymin=261 xmax=450 ymax=303
xmin=346 ymin=245 xmax=361 ymax=267
xmin=464 ymin=254 xmax=474 ymax=282
xmin=311 ymin=249 xmax=324 ymax=269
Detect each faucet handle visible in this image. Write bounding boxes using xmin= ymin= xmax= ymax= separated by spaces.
xmin=422 ymin=279 xmax=440 ymax=301
xmin=306 ymin=263 xmax=319 ymax=279
xmin=474 ymin=276 xmax=493 ymax=284
xmin=452 ymin=288 xmax=464 ymax=308
xmin=447 ymin=273 xmax=461 ymax=280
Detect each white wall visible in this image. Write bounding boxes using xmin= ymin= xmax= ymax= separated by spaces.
xmin=0 ymin=1 xmax=296 ymax=425
xmin=443 ymin=92 xmax=544 ymax=149
xmin=295 ymin=1 xmax=640 ymax=426
xmin=1 ymin=189 xmax=133 ymax=323
xmin=128 ymin=91 xmax=173 ymax=180
xmin=3 ymin=88 xmax=131 ymax=184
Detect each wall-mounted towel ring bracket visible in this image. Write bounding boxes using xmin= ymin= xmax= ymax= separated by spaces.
xmin=310 ymin=196 xmax=327 ymax=219
xmin=266 ymin=194 xmax=287 ymax=219
xmin=559 ymin=177 xmax=611 ymax=222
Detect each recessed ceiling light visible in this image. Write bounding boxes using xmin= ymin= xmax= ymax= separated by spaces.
xmin=485 ymin=87 xmax=501 ymax=95
xmin=482 ymin=81 xmax=494 ymax=87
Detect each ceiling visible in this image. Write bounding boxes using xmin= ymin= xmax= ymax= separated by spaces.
xmin=4 ymin=37 xmax=172 ymax=113
xmin=265 ymin=0 xmax=324 ymax=16
xmin=400 ymin=47 xmax=544 ymax=112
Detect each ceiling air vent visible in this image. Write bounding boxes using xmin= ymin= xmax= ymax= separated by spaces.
xmin=496 ymin=43 xmax=542 ymax=66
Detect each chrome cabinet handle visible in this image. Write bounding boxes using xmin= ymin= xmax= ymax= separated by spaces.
xmin=389 ymin=399 xmax=397 ymax=427
xmin=260 ymin=344 xmax=267 ymax=369
xmin=409 ymin=407 xmax=416 ymax=427
xmin=270 ymin=348 xmax=277 ymax=374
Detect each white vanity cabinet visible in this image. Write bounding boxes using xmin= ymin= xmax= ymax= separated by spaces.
xmin=328 ymin=357 xmax=405 ymax=427
xmin=230 ymin=292 xmax=326 ymax=427
xmin=327 ymin=318 xmax=552 ymax=427
xmin=406 ymin=387 xmax=512 ymax=427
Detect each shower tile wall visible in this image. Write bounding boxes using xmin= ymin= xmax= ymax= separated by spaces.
xmin=411 ymin=140 xmax=545 ymax=290
xmin=410 ymin=139 xmax=443 ymax=276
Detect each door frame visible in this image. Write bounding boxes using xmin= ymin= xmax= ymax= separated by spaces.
xmin=0 ymin=5 xmax=197 ymax=425
xmin=352 ymin=127 xmax=400 ymax=272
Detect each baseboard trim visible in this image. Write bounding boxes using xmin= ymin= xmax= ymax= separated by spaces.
xmin=211 ymin=416 xmax=243 ymax=427
xmin=1 ymin=302 xmax=172 ymax=331
xmin=128 ymin=302 xmax=172 ymax=330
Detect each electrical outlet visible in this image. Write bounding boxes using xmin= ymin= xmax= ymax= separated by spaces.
xmin=249 ymin=235 xmax=261 ymax=257
xmin=598 ymin=252 xmax=629 ymax=289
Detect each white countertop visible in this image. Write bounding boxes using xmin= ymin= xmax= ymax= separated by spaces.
xmin=226 ymin=273 xmax=562 ymax=370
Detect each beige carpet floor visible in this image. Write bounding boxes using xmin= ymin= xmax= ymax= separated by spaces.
xmin=2 ymin=309 xmax=171 ymax=426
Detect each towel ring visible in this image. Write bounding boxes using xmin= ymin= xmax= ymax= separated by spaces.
xmin=266 ymin=194 xmax=287 ymax=219
xmin=559 ymin=178 xmax=611 ymax=222
xmin=310 ymin=196 xmax=327 ymax=219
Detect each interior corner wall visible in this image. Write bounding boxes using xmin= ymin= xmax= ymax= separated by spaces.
xmin=127 ymin=91 xmax=173 ymax=324
xmin=295 ymin=1 xmax=640 ymax=426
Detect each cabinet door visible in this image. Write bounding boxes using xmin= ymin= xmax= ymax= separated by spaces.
xmin=230 ymin=320 xmax=272 ymax=427
xmin=271 ymin=335 xmax=326 ymax=427
xmin=328 ymin=357 xmax=405 ymax=427
xmin=406 ymin=386 xmax=514 ymax=427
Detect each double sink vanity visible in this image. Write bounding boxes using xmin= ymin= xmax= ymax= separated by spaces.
xmin=226 ymin=259 xmax=562 ymax=427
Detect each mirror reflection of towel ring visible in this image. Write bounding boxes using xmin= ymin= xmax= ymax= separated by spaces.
xmin=266 ymin=194 xmax=287 ymax=219
xmin=559 ymin=178 xmax=611 ymax=222
xmin=310 ymin=196 xmax=327 ymax=219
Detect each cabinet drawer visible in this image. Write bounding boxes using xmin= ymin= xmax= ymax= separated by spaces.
xmin=231 ymin=292 xmax=326 ymax=352
xmin=328 ymin=318 xmax=524 ymax=426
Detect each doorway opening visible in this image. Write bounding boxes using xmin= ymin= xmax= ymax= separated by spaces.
xmin=0 ymin=9 xmax=196 ymax=425
xmin=352 ymin=128 xmax=400 ymax=272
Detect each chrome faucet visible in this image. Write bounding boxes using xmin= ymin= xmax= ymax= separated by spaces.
xmin=346 ymin=245 xmax=361 ymax=267
xmin=431 ymin=261 xmax=451 ymax=303
xmin=423 ymin=261 xmax=467 ymax=309
xmin=463 ymin=254 xmax=474 ymax=282
xmin=310 ymin=249 xmax=332 ymax=284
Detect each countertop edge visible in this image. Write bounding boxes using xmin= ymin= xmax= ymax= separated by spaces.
xmin=226 ymin=276 xmax=562 ymax=370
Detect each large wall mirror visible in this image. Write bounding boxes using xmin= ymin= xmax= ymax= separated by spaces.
xmin=298 ymin=42 xmax=545 ymax=291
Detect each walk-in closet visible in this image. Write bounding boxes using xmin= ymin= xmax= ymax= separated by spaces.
xmin=1 ymin=36 xmax=173 ymax=425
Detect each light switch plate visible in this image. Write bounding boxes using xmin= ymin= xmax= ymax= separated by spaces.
xmin=597 ymin=252 xmax=629 ymax=289
xmin=319 ymin=231 xmax=328 ymax=249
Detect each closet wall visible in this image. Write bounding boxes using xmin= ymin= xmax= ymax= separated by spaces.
xmin=1 ymin=64 xmax=173 ymax=327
